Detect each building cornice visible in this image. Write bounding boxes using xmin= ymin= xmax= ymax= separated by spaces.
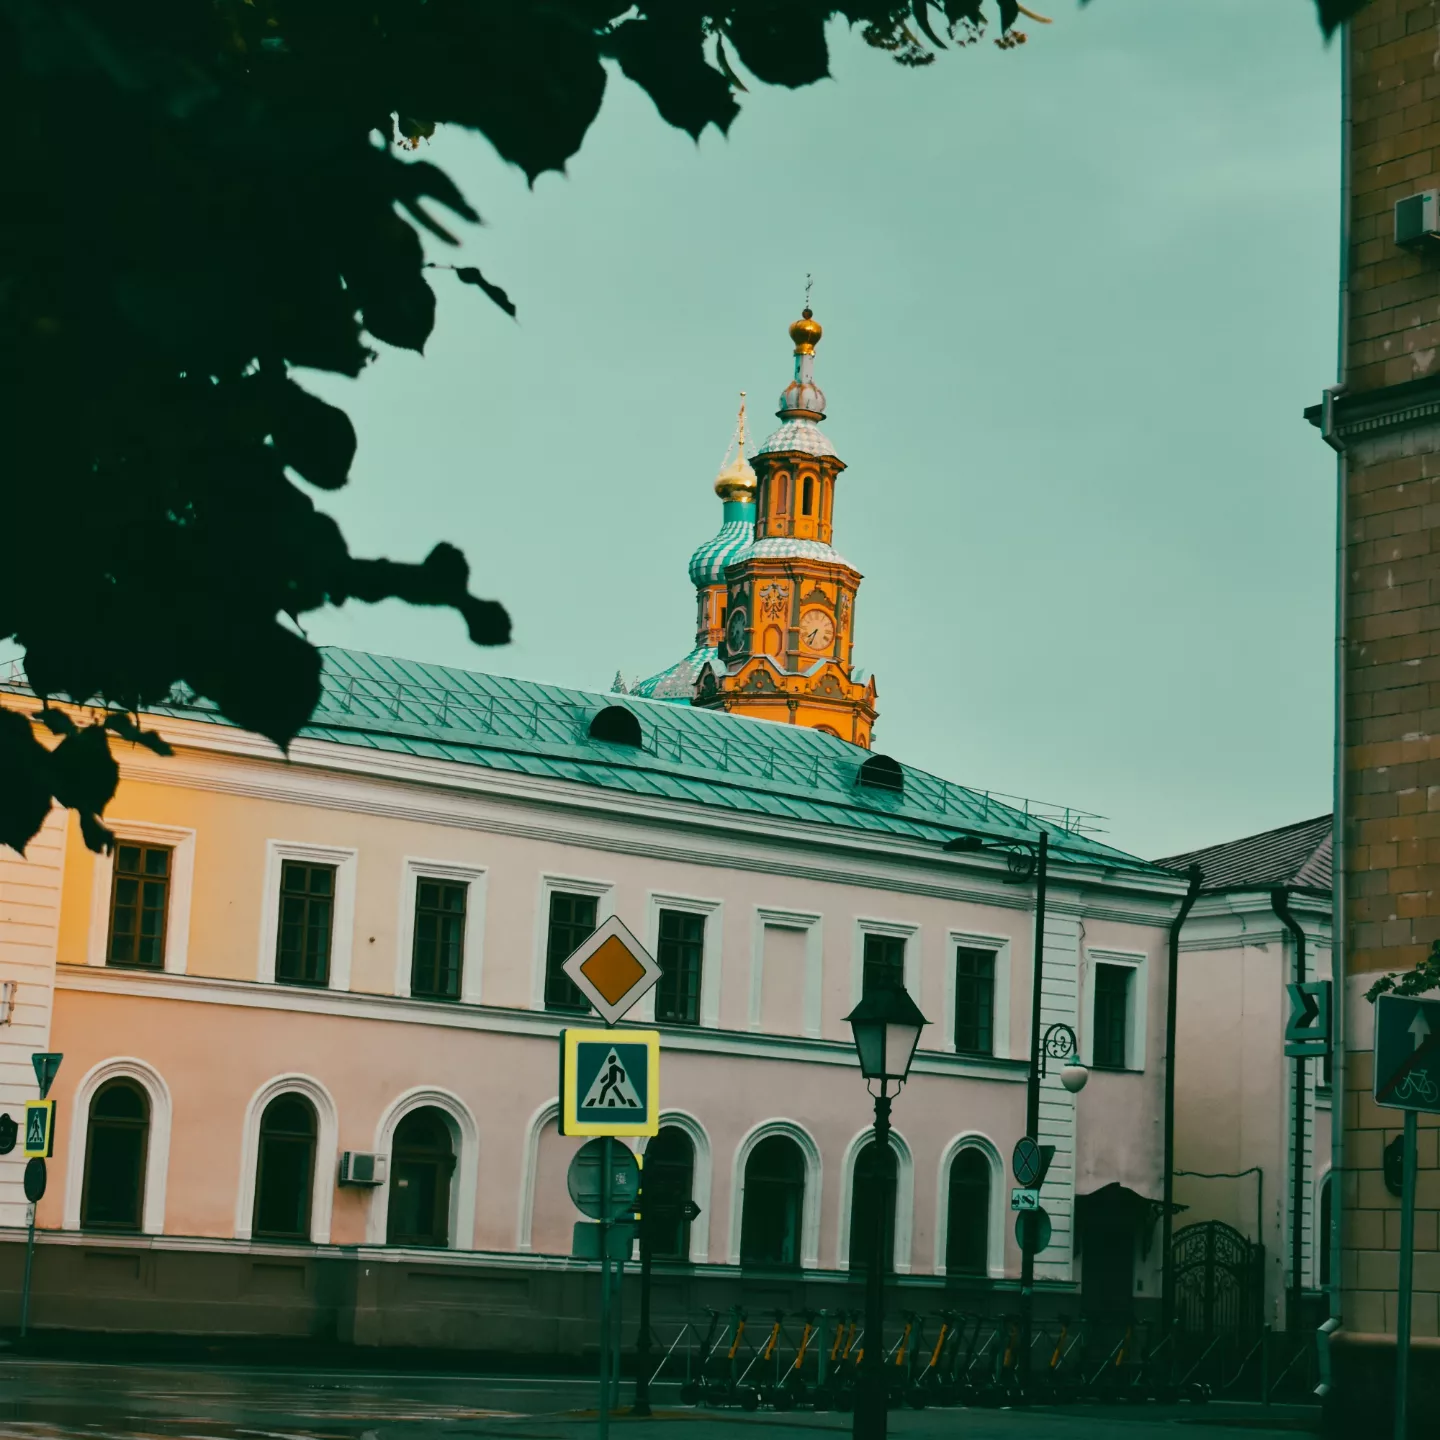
xmin=1305 ymin=372 xmax=1440 ymax=441
xmin=54 ymin=965 xmax=1029 ymax=1081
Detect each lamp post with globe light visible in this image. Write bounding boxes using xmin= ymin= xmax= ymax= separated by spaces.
xmin=844 ymin=979 xmax=928 ymax=1440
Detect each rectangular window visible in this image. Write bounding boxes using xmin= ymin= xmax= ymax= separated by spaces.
xmin=276 ymin=860 xmax=335 ymax=987
xmin=1092 ymin=963 xmax=1132 ymax=1070
xmin=544 ymin=890 xmax=598 ymax=1012
xmin=862 ymin=932 xmax=906 ymax=995
xmin=411 ymin=879 xmax=468 ymax=1001
xmin=954 ymin=946 xmax=996 ymax=1056
xmin=107 ymin=844 xmax=171 ymax=970
xmin=655 ymin=909 xmax=704 ymax=1025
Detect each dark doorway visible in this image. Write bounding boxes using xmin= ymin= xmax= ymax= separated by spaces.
xmin=1079 ymin=1186 xmax=1137 ymax=1321
xmin=253 ymin=1094 xmax=317 ymax=1241
xmin=644 ymin=1126 xmax=696 ymax=1261
xmin=946 ymin=1147 xmax=991 ymax=1276
xmin=847 ymin=1140 xmax=898 ymax=1271
xmin=387 ymin=1107 xmax=456 ymax=1247
xmin=740 ymin=1135 xmax=805 ymax=1268
xmin=81 ymin=1081 xmax=150 ymax=1231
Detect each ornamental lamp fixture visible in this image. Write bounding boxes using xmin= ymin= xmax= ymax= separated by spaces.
xmin=845 ymin=981 xmax=928 ymax=1088
xmin=1060 ymin=1062 xmax=1089 ymax=1094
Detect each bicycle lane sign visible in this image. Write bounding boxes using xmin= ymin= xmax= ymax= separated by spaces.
xmin=1374 ymin=994 xmax=1440 ymax=1113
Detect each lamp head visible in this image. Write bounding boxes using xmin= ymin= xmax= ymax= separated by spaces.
xmin=1060 ymin=1063 xmax=1089 ymax=1094
xmin=845 ymin=980 xmax=928 ymax=1084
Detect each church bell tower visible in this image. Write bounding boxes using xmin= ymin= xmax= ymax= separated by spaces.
xmin=696 ymin=308 xmax=878 ymax=746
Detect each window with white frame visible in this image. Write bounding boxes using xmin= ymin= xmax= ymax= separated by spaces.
xmin=954 ymin=946 xmax=997 ymax=1056
xmin=257 ymin=842 xmax=357 ymax=990
xmin=1084 ymin=949 xmax=1147 ymax=1072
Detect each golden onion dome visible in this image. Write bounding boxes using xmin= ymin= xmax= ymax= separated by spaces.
xmin=714 ymin=453 xmax=757 ymax=503
xmin=789 ymin=306 xmax=822 ymax=354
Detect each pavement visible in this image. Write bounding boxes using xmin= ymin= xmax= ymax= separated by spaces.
xmin=0 ymin=1359 xmax=1321 ymax=1440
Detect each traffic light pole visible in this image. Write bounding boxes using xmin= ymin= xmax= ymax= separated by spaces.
xmin=1018 ymin=831 xmax=1049 ymax=1400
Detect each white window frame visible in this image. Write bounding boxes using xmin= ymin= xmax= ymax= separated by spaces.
xmin=394 ymin=859 xmax=488 ymax=1004
xmin=636 ymin=891 xmax=722 ymax=1027
xmin=1082 ymin=947 xmax=1148 ymax=1072
xmin=532 ymin=873 xmax=615 ymax=1011
xmin=233 ymin=1073 xmax=339 ymax=1243
xmin=641 ymin=1109 xmax=714 ymax=1264
xmin=87 ymin=821 xmax=197 ymax=975
xmin=934 ymin=1133 xmax=1007 ymax=1279
xmin=750 ymin=907 xmax=823 ymax=1037
xmin=729 ymin=1119 xmax=823 ymax=1269
xmin=835 ymin=1125 xmax=915 ymax=1273
xmin=851 ymin=917 xmax=920 ymax=1007
xmin=64 ymin=1056 xmax=173 ymax=1234
xmin=368 ymin=1085 xmax=480 ymax=1249
xmin=257 ymin=841 xmax=358 ymax=991
xmin=944 ymin=929 xmax=1012 ymax=1059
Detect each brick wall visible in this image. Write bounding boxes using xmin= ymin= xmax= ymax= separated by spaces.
xmin=1348 ymin=0 xmax=1440 ymax=392
xmin=1340 ymin=0 xmax=1440 ymax=1363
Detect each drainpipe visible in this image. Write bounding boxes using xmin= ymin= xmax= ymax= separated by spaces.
xmin=1161 ymin=863 xmax=1204 ymax=1339
xmin=1272 ymin=888 xmax=1308 ymax=1336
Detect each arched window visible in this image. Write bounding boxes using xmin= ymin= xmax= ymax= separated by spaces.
xmin=848 ymin=1140 xmax=897 ymax=1270
xmin=946 ymin=1148 xmax=991 ymax=1276
xmin=387 ymin=1107 xmax=456 ymax=1247
xmin=81 ymin=1081 xmax=150 ymax=1231
xmin=775 ymin=474 xmax=790 ymax=516
xmin=740 ymin=1135 xmax=805 ymax=1268
xmin=253 ymin=1094 xmax=317 ymax=1241
xmin=801 ymin=475 xmax=814 ymax=516
xmin=644 ymin=1127 xmax=696 ymax=1262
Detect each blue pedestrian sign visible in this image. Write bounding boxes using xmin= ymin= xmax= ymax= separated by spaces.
xmin=1373 ymin=994 xmax=1440 ymax=1113
xmin=560 ymin=1029 xmax=660 ymax=1137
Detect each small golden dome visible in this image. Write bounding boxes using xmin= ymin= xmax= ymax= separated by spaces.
xmin=714 ymin=453 xmax=757 ymax=503
xmin=789 ymin=307 xmax=822 ymax=355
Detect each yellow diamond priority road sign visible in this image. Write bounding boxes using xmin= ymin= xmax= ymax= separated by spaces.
xmin=561 ymin=915 xmax=662 ymax=1025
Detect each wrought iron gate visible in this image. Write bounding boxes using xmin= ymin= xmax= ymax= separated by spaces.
xmin=1172 ymin=1220 xmax=1262 ymax=1337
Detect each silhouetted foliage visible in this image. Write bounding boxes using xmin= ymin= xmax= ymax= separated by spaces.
xmin=0 ymin=1 xmax=1365 ymax=855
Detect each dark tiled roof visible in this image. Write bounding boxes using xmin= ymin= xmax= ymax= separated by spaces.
xmin=1155 ymin=814 xmax=1332 ymax=894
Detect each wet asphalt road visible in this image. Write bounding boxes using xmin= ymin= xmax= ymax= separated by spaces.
xmin=0 ymin=1359 xmax=1317 ymax=1440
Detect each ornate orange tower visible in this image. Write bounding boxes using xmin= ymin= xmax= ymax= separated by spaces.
xmin=695 ymin=308 xmax=878 ymax=746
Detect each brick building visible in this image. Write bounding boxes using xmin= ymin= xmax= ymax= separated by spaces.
xmin=1306 ymin=0 xmax=1440 ymax=1425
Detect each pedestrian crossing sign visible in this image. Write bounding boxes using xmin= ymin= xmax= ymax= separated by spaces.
xmin=23 ymin=1100 xmax=55 ymax=1158
xmin=560 ymin=1029 xmax=660 ymax=1138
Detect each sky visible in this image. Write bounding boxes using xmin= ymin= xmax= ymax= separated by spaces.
xmin=302 ymin=0 xmax=1342 ymax=861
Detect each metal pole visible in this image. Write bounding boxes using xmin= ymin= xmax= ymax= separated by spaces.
xmin=1019 ymin=831 xmax=1049 ymax=1400
xmin=19 ymin=1201 xmax=36 ymax=1339
xmin=1271 ymin=889 xmax=1308 ymax=1335
xmin=599 ymin=1136 xmax=612 ymax=1440
xmin=634 ymin=1201 xmax=653 ymax=1416
xmin=853 ymin=1091 xmax=892 ymax=1440
xmin=1393 ymin=1109 xmax=1417 ymax=1440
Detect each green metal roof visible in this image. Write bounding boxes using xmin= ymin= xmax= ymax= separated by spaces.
xmin=1 ymin=647 xmax=1163 ymax=875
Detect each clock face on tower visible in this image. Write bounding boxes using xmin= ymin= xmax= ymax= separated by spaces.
xmin=799 ymin=608 xmax=835 ymax=651
xmin=726 ymin=608 xmax=749 ymax=655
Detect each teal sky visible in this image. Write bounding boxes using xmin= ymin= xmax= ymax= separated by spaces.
xmin=304 ymin=0 xmax=1341 ymax=861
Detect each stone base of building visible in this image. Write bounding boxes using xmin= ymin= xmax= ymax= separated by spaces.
xmin=1326 ymin=1330 xmax=1440 ymax=1440
xmin=0 ymin=1234 xmax=1138 ymax=1361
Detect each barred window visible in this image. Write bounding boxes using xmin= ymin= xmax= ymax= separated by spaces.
xmin=107 ymin=844 xmax=171 ymax=970
xmin=276 ymin=861 xmax=334 ymax=987
xmin=655 ymin=909 xmax=704 ymax=1025
xmin=412 ymin=879 xmax=467 ymax=1001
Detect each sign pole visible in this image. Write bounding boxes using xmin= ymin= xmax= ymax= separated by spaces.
xmin=598 ymin=1135 xmax=613 ymax=1440
xmin=1393 ymin=1108 xmax=1416 ymax=1440
xmin=19 ymin=1201 xmax=36 ymax=1339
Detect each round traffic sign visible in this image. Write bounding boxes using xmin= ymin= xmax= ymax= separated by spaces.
xmin=1012 ymin=1136 xmax=1042 ymax=1188
xmin=1015 ymin=1206 xmax=1052 ymax=1255
xmin=23 ymin=1157 xmax=46 ymax=1204
xmin=0 ymin=1113 xmax=16 ymax=1156
xmin=568 ymin=1138 xmax=640 ymax=1220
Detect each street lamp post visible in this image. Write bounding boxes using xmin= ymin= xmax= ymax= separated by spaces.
xmin=845 ymin=980 xmax=928 ymax=1440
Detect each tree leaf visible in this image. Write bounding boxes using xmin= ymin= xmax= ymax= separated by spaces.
xmin=454 ymin=266 xmax=518 ymax=319
xmin=912 ymin=1 xmax=948 ymax=49
xmin=0 ymin=708 xmax=57 ymax=855
xmin=268 ymin=380 xmax=358 ymax=491
xmin=604 ymin=12 xmax=740 ymax=139
xmin=726 ymin=3 xmax=833 ymax=88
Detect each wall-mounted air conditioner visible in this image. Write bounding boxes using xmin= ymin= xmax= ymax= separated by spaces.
xmin=1395 ymin=190 xmax=1440 ymax=248
xmin=339 ymin=1151 xmax=388 ymax=1186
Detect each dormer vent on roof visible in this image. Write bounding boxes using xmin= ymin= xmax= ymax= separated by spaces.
xmin=588 ymin=706 xmax=643 ymax=748
xmin=857 ymin=753 xmax=904 ymax=794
